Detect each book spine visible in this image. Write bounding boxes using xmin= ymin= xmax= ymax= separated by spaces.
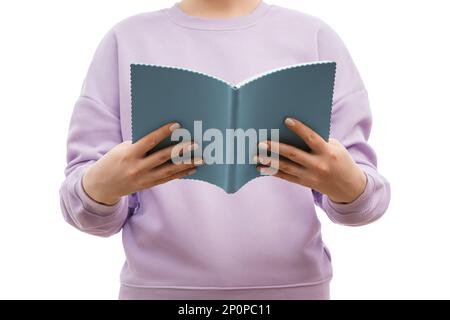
xmin=226 ymin=88 xmax=239 ymax=193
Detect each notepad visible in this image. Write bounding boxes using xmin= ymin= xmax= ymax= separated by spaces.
xmin=131 ymin=61 xmax=336 ymax=193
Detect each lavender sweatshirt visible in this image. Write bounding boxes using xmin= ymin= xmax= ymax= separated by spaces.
xmin=59 ymin=1 xmax=390 ymax=300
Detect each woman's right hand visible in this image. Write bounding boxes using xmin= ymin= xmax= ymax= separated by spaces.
xmin=81 ymin=122 xmax=202 ymax=205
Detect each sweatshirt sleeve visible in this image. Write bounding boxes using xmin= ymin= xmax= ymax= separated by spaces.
xmin=312 ymin=22 xmax=391 ymax=226
xmin=59 ymin=28 xmax=130 ymax=237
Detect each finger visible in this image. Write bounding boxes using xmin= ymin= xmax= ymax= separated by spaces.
xmin=257 ymin=166 xmax=308 ymax=187
xmin=133 ymin=122 xmax=180 ymax=156
xmin=284 ymin=117 xmax=327 ymax=152
xmin=254 ymin=155 xmax=311 ymax=178
xmin=171 ymin=142 xmax=201 ymax=164
xmin=145 ymin=158 xmax=203 ymax=182
xmin=259 ymin=141 xmax=316 ymax=168
xmin=152 ymin=168 xmax=197 ymax=188
xmin=140 ymin=140 xmax=197 ymax=170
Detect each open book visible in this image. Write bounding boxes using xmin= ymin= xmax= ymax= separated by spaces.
xmin=131 ymin=61 xmax=336 ymax=193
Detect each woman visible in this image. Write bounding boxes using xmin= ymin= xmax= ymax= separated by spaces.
xmin=60 ymin=0 xmax=390 ymax=299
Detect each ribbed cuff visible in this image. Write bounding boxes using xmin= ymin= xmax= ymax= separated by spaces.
xmin=325 ymin=171 xmax=374 ymax=215
xmin=74 ymin=175 xmax=126 ymax=217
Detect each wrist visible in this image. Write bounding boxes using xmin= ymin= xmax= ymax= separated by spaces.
xmin=81 ymin=169 xmax=120 ymax=206
xmin=329 ymin=167 xmax=367 ymax=204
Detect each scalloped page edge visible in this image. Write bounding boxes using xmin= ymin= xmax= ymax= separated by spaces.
xmin=327 ymin=62 xmax=337 ymax=143
xmin=130 ymin=61 xmax=335 ymax=90
xmin=235 ymin=60 xmax=335 ymax=88
xmin=130 ymin=64 xmax=135 ymax=142
xmin=181 ymin=174 xmax=272 ymax=194
xmin=131 ymin=63 xmax=234 ymax=88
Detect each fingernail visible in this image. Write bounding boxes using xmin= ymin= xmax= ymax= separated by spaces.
xmin=259 ymin=156 xmax=270 ymax=165
xmin=258 ymin=142 xmax=269 ymax=150
xmin=259 ymin=167 xmax=273 ymax=175
xmin=193 ymin=158 xmax=204 ymax=165
xmin=285 ymin=118 xmax=295 ymax=127
xmin=169 ymin=123 xmax=181 ymax=132
xmin=187 ymin=142 xmax=198 ymax=151
xmin=188 ymin=169 xmax=196 ymax=176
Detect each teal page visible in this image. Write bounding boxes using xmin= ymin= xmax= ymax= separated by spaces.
xmin=233 ymin=62 xmax=336 ymax=192
xmin=131 ymin=64 xmax=233 ymax=189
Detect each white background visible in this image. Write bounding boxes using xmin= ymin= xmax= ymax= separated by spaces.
xmin=0 ymin=0 xmax=449 ymax=299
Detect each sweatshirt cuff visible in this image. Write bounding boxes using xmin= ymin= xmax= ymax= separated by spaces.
xmin=325 ymin=170 xmax=374 ymax=215
xmin=74 ymin=176 xmax=125 ymax=217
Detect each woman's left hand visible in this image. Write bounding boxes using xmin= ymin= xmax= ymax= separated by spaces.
xmin=256 ymin=117 xmax=367 ymax=204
